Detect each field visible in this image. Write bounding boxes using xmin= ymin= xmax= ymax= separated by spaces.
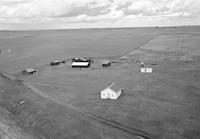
xmin=0 ymin=27 xmax=200 ymax=139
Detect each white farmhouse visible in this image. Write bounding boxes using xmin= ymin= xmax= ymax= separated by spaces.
xmin=101 ymin=83 xmax=123 ymax=99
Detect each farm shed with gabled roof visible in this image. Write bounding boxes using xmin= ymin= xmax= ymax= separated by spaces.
xmin=101 ymin=83 xmax=123 ymax=99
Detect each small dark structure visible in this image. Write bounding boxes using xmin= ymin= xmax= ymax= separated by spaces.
xmin=72 ymin=62 xmax=90 ymax=68
xmin=151 ymin=61 xmax=158 ymax=65
xmin=102 ymin=61 xmax=111 ymax=67
xmin=50 ymin=60 xmax=60 ymax=66
xmin=22 ymin=68 xmax=37 ymax=74
xmin=61 ymin=60 xmax=66 ymax=63
xmin=141 ymin=62 xmax=144 ymax=67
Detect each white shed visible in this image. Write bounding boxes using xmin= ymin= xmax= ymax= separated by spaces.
xmin=101 ymin=83 xmax=123 ymax=99
xmin=140 ymin=68 xmax=152 ymax=73
xmin=146 ymin=68 xmax=152 ymax=73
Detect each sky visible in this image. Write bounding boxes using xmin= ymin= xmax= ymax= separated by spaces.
xmin=0 ymin=0 xmax=200 ymax=30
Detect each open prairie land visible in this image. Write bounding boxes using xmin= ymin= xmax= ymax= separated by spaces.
xmin=0 ymin=28 xmax=160 ymax=74
xmin=0 ymin=27 xmax=200 ymax=139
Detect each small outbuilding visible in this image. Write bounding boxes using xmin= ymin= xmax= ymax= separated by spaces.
xmin=141 ymin=68 xmax=146 ymax=73
xmin=141 ymin=62 xmax=144 ymax=67
xmin=72 ymin=62 xmax=90 ymax=68
xmin=102 ymin=61 xmax=111 ymax=67
xmin=22 ymin=68 xmax=37 ymax=74
xmin=146 ymin=68 xmax=152 ymax=73
xmin=151 ymin=61 xmax=158 ymax=65
xmin=101 ymin=83 xmax=123 ymax=99
xmin=50 ymin=60 xmax=60 ymax=66
xmin=140 ymin=68 xmax=152 ymax=73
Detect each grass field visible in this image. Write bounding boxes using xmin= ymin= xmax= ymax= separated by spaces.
xmin=0 ymin=27 xmax=200 ymax=139
xmin=0 ymin=28 xmax=160 ymax=74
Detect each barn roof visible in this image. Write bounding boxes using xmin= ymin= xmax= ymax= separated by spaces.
xmin=102 ymin=60 xmax=111 ymax=64
xmin=108 ymin=83 xmax=122 ymax=92
xmin=24 ymin=68 xmax=36 ymax=73
xmin=52 ymin=60 xmax=60 ymax=63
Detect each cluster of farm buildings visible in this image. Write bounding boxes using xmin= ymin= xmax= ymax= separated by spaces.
xmin=22 ymin=56 xmax=154 ymax=100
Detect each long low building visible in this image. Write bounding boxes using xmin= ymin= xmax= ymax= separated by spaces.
xmin=102 ymin=60 xmax=111 ymax=67
xmin=22 ymin=68 xmax=38 ymax=74
xmin=71 ymin=62 xmax=90 ymax=68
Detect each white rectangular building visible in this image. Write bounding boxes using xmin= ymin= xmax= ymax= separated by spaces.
xmin=140 ymin=68 xmax=152 ymax=73
xmin=71 ymin=62 xmax=90 ymax=68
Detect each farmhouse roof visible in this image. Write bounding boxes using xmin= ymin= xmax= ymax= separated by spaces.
xmin=52 ymin=60 xmax=60 ymax=63
xmin=108 ymin=83 xmax=122 ymax=92
xmin=24 ymin=68 xmax=36 ymax=72
xmin=102 ymin=60 xmax=111 ymax=64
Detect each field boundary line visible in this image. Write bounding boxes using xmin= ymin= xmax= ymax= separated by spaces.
xmin=119 ymin=34 xmax=162 ymax=58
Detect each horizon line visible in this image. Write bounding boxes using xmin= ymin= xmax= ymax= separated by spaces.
xmin=0 ymin=25 xmax=200 ymax=32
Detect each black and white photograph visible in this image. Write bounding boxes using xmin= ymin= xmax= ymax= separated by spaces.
xmin=0 ymin=0 xmax=200 ymax=139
